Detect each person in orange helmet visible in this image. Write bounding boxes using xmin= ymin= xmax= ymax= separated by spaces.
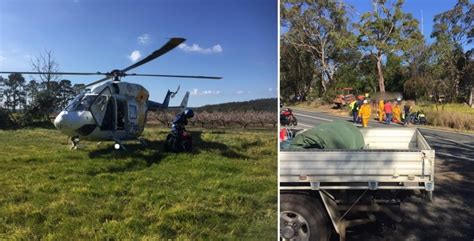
xmin=359 ymin=99 xmax=371 ymax=127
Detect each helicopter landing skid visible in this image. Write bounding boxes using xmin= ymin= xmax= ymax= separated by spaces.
xmin=70 ymin=136 xmax=80 ymax=150
xmin=138 ymin=138 xmax=149 ymax=147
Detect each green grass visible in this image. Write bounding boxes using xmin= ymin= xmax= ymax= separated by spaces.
xmin=0 ymin=127 xmax=277 ymax=240
xmin=412 ymin=102 xmax=474 ymax=115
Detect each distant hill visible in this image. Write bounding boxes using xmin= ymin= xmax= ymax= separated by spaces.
xmin=195 ymin=98 xmax=277 ymax=113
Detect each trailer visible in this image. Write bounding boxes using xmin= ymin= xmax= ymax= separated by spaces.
xmin=280 ymin=128 xmax=435 ymax=241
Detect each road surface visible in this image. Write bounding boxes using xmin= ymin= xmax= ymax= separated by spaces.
xmin=287 ymin=109 xmax=474 ymax=241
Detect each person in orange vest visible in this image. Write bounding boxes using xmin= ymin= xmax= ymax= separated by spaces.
xmin=378 ymin=99 xmax=384 ymax=122
xmin=359 ymin=100 xmax=371 ymax=127
xmin=392 ymin=101 xmax=402 ymax=123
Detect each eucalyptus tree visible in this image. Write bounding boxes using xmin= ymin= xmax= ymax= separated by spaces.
xmin=282 ymin=0 xmax=356 ymax=95
xmin=357 ymin=0 xmax=423 ymax=93
xmin=431 ymin=0 xmax=473 ymax=100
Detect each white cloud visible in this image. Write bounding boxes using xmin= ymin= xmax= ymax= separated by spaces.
xmin=236 ymin=90 xmax=245 ymax=95
xmin=190 ymin=88 xmax=221 ymax=96
xmin=0 ymin=55 xmax=6 ymax=62
xmin=190 ymin=88 xmax=199 ymax=96
xmin=128 ymin=50 xmax=141 ymax=62
xmin=178 ymin=43 xmax=223 ymax=54
xmin=202 ymin=90 xmax=221 ymax=95
xmin=268 ymin=88 xmax=273 ymax=92
xmin=137 ymin=34 xmax=150 ymax=44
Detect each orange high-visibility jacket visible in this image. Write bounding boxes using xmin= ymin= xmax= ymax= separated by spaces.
xmin=359 ymin=104 xmax=371 ymax=119
xmin=393 ymin=105 xmax=401 ymax=121
xmin=378 ymin=100 xmax=384 ymax=111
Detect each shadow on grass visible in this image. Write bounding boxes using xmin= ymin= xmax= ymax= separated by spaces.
xmin=191 ymin=131 xmax=249 ymax=159
xmin=86 ymin=130 xmax=248 ymax=173
xmin=88 ymin=139 xmax=168 ymax=168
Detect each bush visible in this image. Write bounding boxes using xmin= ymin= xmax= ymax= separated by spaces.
xmin=0 ymin=107 xmax=16 ymax=129
xmin=424 ymin=109 xmax=474 ymax=131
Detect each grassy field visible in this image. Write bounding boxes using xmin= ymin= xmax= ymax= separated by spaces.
xmin=0 ymin=127 xmax=277 ymax=240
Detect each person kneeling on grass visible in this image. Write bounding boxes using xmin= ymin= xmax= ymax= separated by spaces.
xmin=359 ymin=100 xmax=371 ymax=128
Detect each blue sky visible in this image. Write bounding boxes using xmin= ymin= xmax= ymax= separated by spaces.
xmin=0 ymin=0 xmax=277 ymax=107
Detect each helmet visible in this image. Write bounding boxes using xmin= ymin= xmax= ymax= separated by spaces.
xmin=184 ymin=108 xmax=194 ymax=118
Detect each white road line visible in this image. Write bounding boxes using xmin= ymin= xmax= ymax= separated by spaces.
xmin=436 ymin=152 xmax=474 ymax=162
xmin=424 ymin=135 xmax=471 ymax=145
xmin=297 ymin=123 xmax=313 ymax=128
xmin=293 ymin=113 xmax=334 ymax=122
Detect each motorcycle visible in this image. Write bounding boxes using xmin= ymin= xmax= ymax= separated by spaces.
xmin=280 ymin=112 xmax=297 ymax=126
xmin=407 ymin=111 xmax=426 ymax=125
xmin=166 ymin=129 xmax=193 ymax=152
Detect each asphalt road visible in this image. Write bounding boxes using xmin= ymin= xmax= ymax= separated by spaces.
xmin=291 ymin=108 xmax=474 ymax=163
xmin=286 ymin=109 xmax=474 ymax=241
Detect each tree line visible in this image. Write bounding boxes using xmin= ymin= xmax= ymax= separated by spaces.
xmin=0 ymin=51 xmax=85 ymax=128
xmin=281 ymin=0 xmax=473 ymax=103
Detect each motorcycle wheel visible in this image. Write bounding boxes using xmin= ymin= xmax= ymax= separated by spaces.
xmin=166 ymin=134 xmax=176 ymax=151
xmin=181 ymin=139 xmax=192 ymax=152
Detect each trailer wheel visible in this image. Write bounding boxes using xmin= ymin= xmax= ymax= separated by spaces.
xmin=280 ymin=194 xmax=331 ymax=241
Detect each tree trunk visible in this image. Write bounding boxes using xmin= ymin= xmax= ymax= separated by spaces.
xmin=376 ymin=54 xmax=385 ymax=93
xmin=320 ymin=48 xmax=328 ymax=94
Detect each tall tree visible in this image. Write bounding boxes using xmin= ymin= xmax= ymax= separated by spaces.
xmin=431 ymin=0 xmax=473 ymax=100
xmin=31 ymin=50 xmax=61 ymax=91
xmin=280 ymin=36 xmax=317 ymax=101
xmin=24 ymin=80 xmax=40 ymax=105
xmin=357 ymin=0 xmax=423 ymax=93
xmin=282 ymin=0 xmax=356 ymax=94
xmin=3 ymin=73 xmax=26 ymax=112
xmin=58 ymin=79 xmax=75 ymax=109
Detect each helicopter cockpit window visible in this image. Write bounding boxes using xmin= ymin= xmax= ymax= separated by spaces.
xmin=65 ymin=94 xmax=97 ymax=111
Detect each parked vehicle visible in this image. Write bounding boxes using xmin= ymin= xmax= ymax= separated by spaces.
xmin=333 ymin=88 xmax=356 ymax=109
xmin=166 ymin=130 xmax=193 ymax=152
xmin=280 ymin=108 xmax=298 ymax=126
xmin=280 ymin=128 xmax=435 ymax=241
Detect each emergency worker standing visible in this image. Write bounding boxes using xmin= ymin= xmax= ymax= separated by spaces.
xmin=378 ymin=100 xmax=384 ymax=122
xmin=392 ymin=101 xmax=402 ymax=123
xmin=359 ymin=100 xmax=371 ymax=127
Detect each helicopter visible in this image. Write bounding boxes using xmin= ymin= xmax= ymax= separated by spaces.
xmin=0 ymin=38 xmax=221 ymax=150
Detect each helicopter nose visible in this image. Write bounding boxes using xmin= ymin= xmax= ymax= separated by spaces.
xmin=54 ymin=111 xmax=96 ymax=136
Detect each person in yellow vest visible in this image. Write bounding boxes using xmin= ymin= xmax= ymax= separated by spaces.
xmin=378 ymin=100 xmax=384 ymax=122
xmin=359 ymin=100 xmax=371 ymax=127
xmin=392 ymin=101 xmax=402 ymax=123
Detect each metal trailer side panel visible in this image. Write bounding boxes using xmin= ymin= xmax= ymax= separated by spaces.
xmin=280 ymin=128 xmax=435 ymax=190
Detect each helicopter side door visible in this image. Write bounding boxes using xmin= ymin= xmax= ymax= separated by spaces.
xmin=90 ymin=87 xmax=112 ymax=128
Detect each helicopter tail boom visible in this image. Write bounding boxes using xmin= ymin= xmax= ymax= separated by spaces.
xmin=147 ymin=90 xmax=189 ymax=111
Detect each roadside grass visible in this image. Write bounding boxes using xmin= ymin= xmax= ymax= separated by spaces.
xmin=0 ymin=127 xmax=277 ymax=240
xmin=290 ymin=101 xmax=474 ymax=131
xmin=412 ymin=103 xmax=474 ymax=131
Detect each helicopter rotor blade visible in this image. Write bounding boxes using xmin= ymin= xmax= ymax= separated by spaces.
xmin=121 ymin=38 xmax=186 ymax=73
xmin=126 ymin=73 xmax=222 ymax=79
xmin=83 ymin=76 xmax=113 ymax=89
xmin=0 ymin=71 xmax=106 ymax=76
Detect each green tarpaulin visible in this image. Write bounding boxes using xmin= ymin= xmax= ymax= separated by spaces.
xmin=288 ymin=120 xmax=364 ymax=149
